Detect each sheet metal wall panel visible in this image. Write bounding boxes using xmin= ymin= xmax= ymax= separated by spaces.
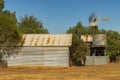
xmin=7 ymin=47 xmax=69 ymax=67
xmin=85 ymin=56 xmax=108 ymax=65
xmin=92 ymin=34 xmax=107 ymax=47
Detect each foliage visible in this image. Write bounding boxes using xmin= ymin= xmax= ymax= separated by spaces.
xmin=67 ymin=22 xmax=99 ymax=36
xmin=3 ymin=10 xmax=17 ymax=22
xmin=19 ymin=15 xmax=48 ymax=34
xmin=67 ymin=22 xmax=89 ymax=38
xmin=67 ymin=23 xmax=88 ymax=65
xmin=70 ymin=35 xmax=87 ymax=65
xmin=106 ymin=30 xmax=120 ymax=61
xmin=0 ymin=0 xmax=16 ymax=21
xmin=0 ymin=12 xmax=22 ymax=48
xmin=0 ymin=0 xmax=4 ymax=12
xmin=0 ymin=12 xmax=22 ymax=67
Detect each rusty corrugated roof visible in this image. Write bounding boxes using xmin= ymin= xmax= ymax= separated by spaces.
xmin=21 ymin=34 xmax=72 ymax=47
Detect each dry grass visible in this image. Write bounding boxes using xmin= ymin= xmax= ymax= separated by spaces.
xmin=0 ymin=63 xmax=120 ymax=80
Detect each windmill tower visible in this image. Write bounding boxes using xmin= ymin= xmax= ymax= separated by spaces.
xmin=89 ymin=13 xmax=108 ymax=56
xmin=82 ymin=13 xmax=110 ymax=65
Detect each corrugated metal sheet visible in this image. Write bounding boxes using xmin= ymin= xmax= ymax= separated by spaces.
xmin=92 ymin=34 xmax=107 ymax=47
xmin=85 ymin=56 xmax=108 ymax=65
xmin=21 ymin=34 xmax=72 ymax=47
xmin=7 ymin=47 xmax=69 ymax=67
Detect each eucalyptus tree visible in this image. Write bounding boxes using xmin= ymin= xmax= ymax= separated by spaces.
xmin=106 ymin=30 xmax=120 ymax=61
xmin=67 ymin=22 xmax=87 ymax=66
xmin=0 ymin=0 xmax=17 ymax=21
xmin=0 ymin=0 xmax=4 ymax=12
xmin=19 ymin=15 xmax=48 ymax=34
xmin=0 ymin=12 xmax=22 ymax=67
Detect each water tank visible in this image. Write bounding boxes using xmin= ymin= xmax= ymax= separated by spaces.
xmin=92 ymin=34 xmax=107 ymax=47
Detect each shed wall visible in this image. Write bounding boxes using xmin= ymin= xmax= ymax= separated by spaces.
xmin=85 ymin=56 xmax=108 ymax=65
xmin=7 ymin=47 xmax=69 ymax=67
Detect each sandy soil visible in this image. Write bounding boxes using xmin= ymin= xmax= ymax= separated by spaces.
xmin=0 ymin=63 xmax=120 ymax=80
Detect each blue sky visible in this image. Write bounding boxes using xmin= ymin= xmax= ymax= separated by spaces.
xmin=4 ymin=0 xmax=120 ymax=33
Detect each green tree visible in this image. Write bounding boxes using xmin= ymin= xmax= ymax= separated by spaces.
xmin=69 ymin=35 xmax=87 ymax=66
xmin=3 ymin=10 xmax=17 ymax=22
xmin=67 ymin=22 xmax=87 ymax=66
xmin=19 ymin=15 xmax=48 ymax=34
xmin=106 ymin=30 xmax=120 ymax=61
xmin=67 ymin=22 xmax=93 ymax=38
xmin=0 ymin=0 xmax=17 ymax=21
xmin=0 ymin=0 xmax=4 ymax=12
xmin=0 ymin=12 xmax=22 ymax=67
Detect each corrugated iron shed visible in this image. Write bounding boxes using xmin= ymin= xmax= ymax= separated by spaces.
xmin=7 ymin=34 xmax=72 ymax=67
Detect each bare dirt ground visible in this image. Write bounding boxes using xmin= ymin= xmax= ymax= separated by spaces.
xmin=0 ymin=63 xmax=120 ymax=80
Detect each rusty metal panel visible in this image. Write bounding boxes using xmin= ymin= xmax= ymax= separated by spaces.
xmin=7 ymin=47 xmax=69 ymax=67
xmin=81 ymin=35 xmax=93 ymax=42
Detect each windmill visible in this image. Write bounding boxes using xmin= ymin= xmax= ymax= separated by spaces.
xmin=89 ymin=13 xmax=99 ymax=34
xmin=89 ymin=13 xmax=99 ymax=27
xmin=88 ymin=13 xmax=110 ymax=56
xmin=89 ymin=13 xmax=110 ymax=34
xmin=83 ymin=13 xmax=110 ymax=65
